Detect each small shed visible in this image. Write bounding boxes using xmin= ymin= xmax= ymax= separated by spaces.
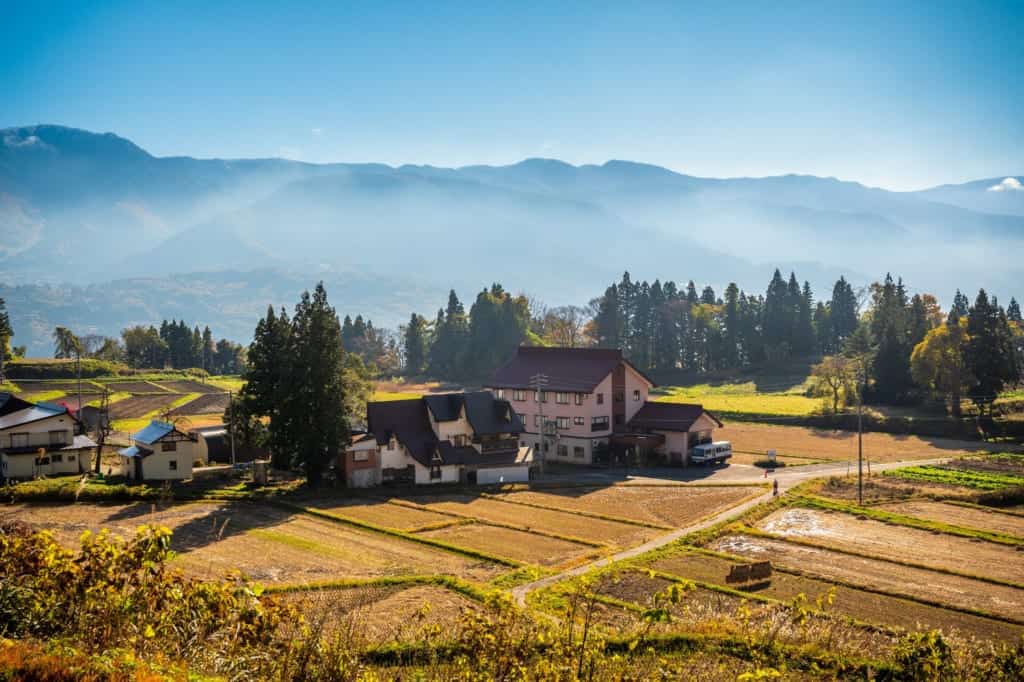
xmin=119 ymin=420 xmax=197 ymax=481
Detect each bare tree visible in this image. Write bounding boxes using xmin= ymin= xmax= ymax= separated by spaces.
xmin=543 ymin=305 xmax=594 ymax=348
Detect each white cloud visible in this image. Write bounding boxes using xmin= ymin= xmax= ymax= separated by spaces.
xmin=987 ymin=177 xmax=1023 ymax=192
xmin=311 ymin=127 xmax=323 ymax=137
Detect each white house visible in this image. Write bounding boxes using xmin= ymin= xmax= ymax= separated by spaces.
xmin=119 ymin=420 xmax=199 ymax=482
xmin=353 ymin=391 xmax=533 ymax=486
xmin=0 ymin=394 xmax=94 ymax=480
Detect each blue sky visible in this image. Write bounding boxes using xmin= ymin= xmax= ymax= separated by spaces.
xmin=3 ymin=1 xmax=1021 ymax=190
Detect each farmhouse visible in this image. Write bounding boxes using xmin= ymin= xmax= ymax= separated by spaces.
xmin=343 ymin=391 xmax=533 ymax=486
xmin=487 ymin=346 xmax=723 ymax=465
xmin=0 ymin=393 xmax=94 ymax=480
xmin=119 ymin=420 xmax=199 ymax=481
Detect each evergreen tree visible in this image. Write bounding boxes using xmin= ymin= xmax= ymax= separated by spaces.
xmin=950 ymin=290 xmax=970 ymax=321
xmin=242 ymin=306 xmax=292 ymax=468
xmin=594 ymin=284 xmax=623 ymax=348
xmin=794 ymin=281 xmax=815 ymax=355
xmin=403 ymin=313 xmax=429 ymax=375
xmin=722 ymin=283 xmax=740 ymax=367
xmin=685 ymin=280 xmax=699 ymax=304
xmin=964 ymin=289 xmax=1020 ymax=418
xmin=763 ymin=269 xmax=790 ymax=354
xmin=907 ymin=294 xmax=932 ymax=349
xmin=700 ymin=286 xmax=716 ymax=305
xmin=1008 ymin=298 xmax=1022 ymax=323
xmin=202 ymin=326 xmax=214 ymax=372
xmin=0 ymin=298 xmax=12 ymax=382
xmin=869 ymin=274 xmax=913 ymax=403
xmin=829 ymin=276 xmax=859 ymax=350
xmin=282 ymin=283 xmax=349 ymax=486
xmin=813 ymin=302 xmax=831 ymax=354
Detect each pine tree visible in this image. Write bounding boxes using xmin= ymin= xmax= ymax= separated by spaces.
xmin=403 ymin=313 xmax=429 ymax=375
xmin=201 ymin=326 xmax=214 ymax=372
xmin=700 ymin=286 xmax=716 ymax=305
xmin=242 ymin=306 xmax=292 ymax=468
xmin=685 ymin=280 xmax=699 ymax=305
xmin=869 ymin=274 xmax=913 ymax=403
xmin=829 ymin=276 xmax=859 ymax=350
xmin=795 ymin=281 xmax=815 ymax=355
xmin=283 ymin=283 xmax=349 ymax=486
xmin=964 ymin=289 xmax=1020 ymax=418
xmin=0 ymin=298 xmax=12 ymax=383
xmin=1008 ymin=298 xmax=1022 ymax=323
xmin=763 ymin=269 xmax=789 ymax=355
xmin=950 ymin=290 xmax=970 ymax=321
xmin=594 ymin=284 xmax=623 ymax=348
xmin=722 ymin=283 xmax=740 ymax=367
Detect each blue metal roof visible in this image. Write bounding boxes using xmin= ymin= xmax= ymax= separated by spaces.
xmin=119 ymin=445 xmax=142 ymax=458
xmin=133 ymin=420 xmax=175 ymax=445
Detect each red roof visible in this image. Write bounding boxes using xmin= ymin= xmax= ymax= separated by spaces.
xmin=489 ymin=346 xmax=655 ymax=392
xmin=627 ymin=401 xmax=723 ymax=432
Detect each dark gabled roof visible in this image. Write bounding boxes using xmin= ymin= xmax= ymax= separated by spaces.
xmin=627 ymin=401 xmax=723 ymax=433
xmin=489 ymin=346 xmax=656 ymax=392
xmin=0 ymin=393 xmax=35 ymax=417
xmin=0 ymin=403 xmax=67 ymax=431
xmin=436 ymin=442 xmax=532 ymax=467
xmin=424 ymin=391 xmax=525 ymax=436
xmin=367 ymin=398 xmax=438 ymax=466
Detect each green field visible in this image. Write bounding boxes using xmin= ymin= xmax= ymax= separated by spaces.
xmin=883 ymin=464 xmax=1024 ymax=490
xmin=653 ymin=380 xmax=820 ymax=416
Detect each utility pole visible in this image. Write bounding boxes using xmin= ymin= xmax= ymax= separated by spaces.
xmin=75 ymin=347 xmax=82 ymax=418
xmin=228 ymin=390 xmax=237 ymax=467
xmin=856 ymin=365 xmax=864 ymax=506
xmin=531 ymin=373 xmax=548 ymax=475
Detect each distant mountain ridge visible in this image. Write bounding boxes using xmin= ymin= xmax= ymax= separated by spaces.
xmin=1 ymin=124 xmax=1022 ymax=354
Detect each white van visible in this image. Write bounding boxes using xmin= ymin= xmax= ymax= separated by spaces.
xmin=690 ymin=441 xmax=732 ymax=465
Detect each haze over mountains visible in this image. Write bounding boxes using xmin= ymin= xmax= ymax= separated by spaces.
xmin=2 ymin=124 xmax=1022 ymax=355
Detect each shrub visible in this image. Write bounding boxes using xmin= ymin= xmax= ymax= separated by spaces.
xmin=6 ymin=359 xmax=130 ymax=380
xmin=893 ymin=631 xmax=954 ymax=681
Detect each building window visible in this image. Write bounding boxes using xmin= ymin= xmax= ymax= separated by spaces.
xmin=573 ymin=416 xmax=585 ymax=426
xmin=388 ymin=437 xmax=396 ymax=451
xmin=353 ymin=450 xmax=369 ymax=462
xmin=557 ymin=444 xmax=568 ymax=457
xmin=518 ymin=413 xmax=528 ymax=426
xmin=555 ymin=392 xmax=569 ymax=404
xmin=556 ymin=416 xmax=569 ymax=429
xmin=614 ymin=391 xmax=624 ymax=403
xmin=573 ymin=446 xmax=585 ymax=458
xmin=494 ymin=388 xmax=504 ymax=399
xmin=534 ymin=390 xmax=548 ymax=403
xmin=453 ymin=434 xmax=468 ymax=447
xmin=596 ymin=393 xmax=604 ymax=405
xmin=512 ymin=389 xmax=526 ymax=402
xmin=574 ymin=393 xmax=583 ymax=405
xmin=10 ymin=433 xmax=28 ymax=448
xmin=592 ymin=416 xmax=609 ymax=429
xmin=51 ymin=453 xmax=63 ymax=463
xmin=68 ymin=454 xmax=76 ymax=462
xmin=534 ymin=415 xmax=542 ymax=427
xmin=168 ymin=459 xmax=178 ymax=471
xmin=162 ymin=441 xmax=177 ymax=452
xmin=49 ymin=430 xmax=68 ymax=446
xmin=633 ymin=389 xmax=641 ymax=401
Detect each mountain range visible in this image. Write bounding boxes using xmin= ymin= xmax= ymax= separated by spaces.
xmin=1 ymin=124 xmax=1022 ymax=355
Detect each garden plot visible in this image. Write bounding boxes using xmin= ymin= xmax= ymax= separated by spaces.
xmin=723 ymin=422 xmax=1001 ymax=462
xmin=490 ymin=485 xmax=757 ymax=528
xmin=153 ymin=380 xmax=223 ymax=394
xmin=282 ymin=584 xmax=481 ymax=644
xmin=755 ymin=508 xmax=1024 ymax=584
xmin=410 ymin=493 xmax=654 ymax=547
xmin=108 ymin=393 xmax=182 ymax=419
xmin=167 ymin=393 xmax=230 ymax=415
xmin=877 ymin=500 xmax=1024 ymax=538
xmin=710 ymin=534 xmax=1024 ymax=622
xmin=4 ymin=502 xmax=505 ymax=583
xmin=102 ymin=380 xmax=171 ymax=393
xmin=307 ymin=499 xmax=455 ymax=531
xmin=648 ymin=551 xmax=1022 ymax=642
xmin=417 ymin=524 xmax=594 ymax=566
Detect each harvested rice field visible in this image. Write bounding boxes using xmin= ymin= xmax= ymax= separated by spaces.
xmin=167 ymin=392 xmax=230 ymax=415
xmin=876 ymin=500 xmax=1024 ymax=538
xmin=102 ymin=381 xmax=170 ymax=393
xmin=417 ymin=523 xmax=595 ymax=566
xmin=307 ymin=498 xmax=455 ymax=531
xmin=490 ymin=485 xmax=759 ymax=528
xmin=710 ymin=534 xmax=1024 ymax=622
xmin=3 ymin=502 xmax=506 ymax=583
xmin=408 ymin=493 xmax=655 ymax=547
xmin=755 ymin=507 xmax=1024 ymax=584
xmin=723 ymin=422 xmax=1003 ymax=462
xmin=153 ymin=380 xmax=223 ymax=394
xmin=646 ymin=551 xmax=1022 ymax=641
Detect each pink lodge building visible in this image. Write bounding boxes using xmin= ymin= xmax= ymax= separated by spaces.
xmin=487 ymin=347 xmax=722 ymax=466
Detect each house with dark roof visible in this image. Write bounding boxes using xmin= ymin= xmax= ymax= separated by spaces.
xmin=119 ymin=420 xmax=198 ymax=481
xmin=349 ymin=391 xmax=532 ymax=486
xmin=0 ymin=394 xmax=94 ymax=480
xmin=488 ymin=347 xmax=723 ymax=466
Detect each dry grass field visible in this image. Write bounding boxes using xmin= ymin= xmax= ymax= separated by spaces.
xmin=490 ymin=485 xmax=759 ymax=528
xmin=723 ymin=421 xmax=1005 ymax=462
xmin=710 ymin=534 xmax=1024 ymax=622
xmin=107 ymin=393 xmax=183 ymax=419
xmin=755 ymin=507 xmax=1024 ymax=584
xmin=2 ymin=502 xmax=505 ymax=583
xmin=167 ymin=393 xmax=230 ymax=415
xmin=154 ymin=380 xmax=223 ymax=394
xmin=417 ymin=523 xmax=595 ymax=566
xmin=407 ymin=493 xmax=656 ymax=547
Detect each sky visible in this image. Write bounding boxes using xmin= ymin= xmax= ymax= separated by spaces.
xmin=3 ymin=1 xmax=1022 ymax=191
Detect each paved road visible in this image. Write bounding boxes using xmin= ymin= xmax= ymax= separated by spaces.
xmin=510 ymin=456 xmax=950 ymax=607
